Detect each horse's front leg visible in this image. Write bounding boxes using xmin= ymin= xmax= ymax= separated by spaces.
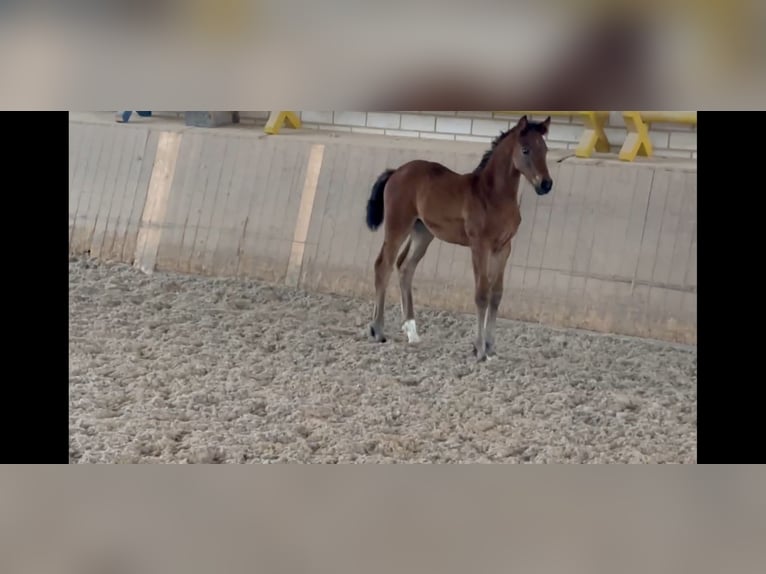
xmin=470 ymin=243 xmax=491 ymax=361
xmin=484 ymin=243 xmax=512 ymax=357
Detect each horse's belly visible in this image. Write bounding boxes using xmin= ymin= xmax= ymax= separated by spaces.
xmin=422 ymin=218 xmax=469 ymax=246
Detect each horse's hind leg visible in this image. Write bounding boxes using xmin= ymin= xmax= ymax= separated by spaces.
xmin=370 ymin=220 xmax=411 ymax=342
xmin=397 ymin=219 xmax=434 ymax=343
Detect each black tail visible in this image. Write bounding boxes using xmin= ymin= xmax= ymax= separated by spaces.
xmin=366 ymin=169 xmax=395 ymax=231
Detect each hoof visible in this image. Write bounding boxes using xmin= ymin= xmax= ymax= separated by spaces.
xmin=401 ymin=319 xmax=421 ymax=344
xmin=472 ymin=342 xmax=487 ymax=362
xmin=369 ymin=324 xmax=386 ymax=343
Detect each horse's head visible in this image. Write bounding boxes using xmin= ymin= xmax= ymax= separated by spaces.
xmin=512 ymin=115 xmax=553 ymax=196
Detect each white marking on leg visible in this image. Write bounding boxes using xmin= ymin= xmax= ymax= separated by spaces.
xmin=402 ymin=319 xmax=420 ymax=344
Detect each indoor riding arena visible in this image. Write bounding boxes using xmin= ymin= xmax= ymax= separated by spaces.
xmin=69 ymin=111 xmax=697 ymax=464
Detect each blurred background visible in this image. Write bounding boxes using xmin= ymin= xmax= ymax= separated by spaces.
xmin=2 ymin=467 xmax=765 ymax=574
xmin=1 ymin=0 xmax=763 ymax=108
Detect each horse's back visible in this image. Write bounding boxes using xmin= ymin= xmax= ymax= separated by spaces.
xmin=397 ymin=159 xmax=460 ymax=179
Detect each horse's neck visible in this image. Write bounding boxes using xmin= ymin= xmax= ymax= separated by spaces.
xmin=504 ymin=168 xmax=521 ymax=203
xmin=482 ymin=157 xmax=521 ymax=206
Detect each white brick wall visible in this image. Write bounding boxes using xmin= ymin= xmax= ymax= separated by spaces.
xmin=333 ymin=111 xmax=366 ymax=126
xmin=296 ymin=111 xmax=697 ymax=159
xmin=366 ymin=112 xmax=400 ymax=129
xmin=669 ymin=131 xmax=697 ymax=150
xmin=400 ymin=113 xmax=435 ymax=132
xmin=300 ymin=111 xmax=333 ymax=124
xmin=435 ymin=116 xmax=473 ymax=135
xmin=152 ymin=111 xmax=697 ymax=159
xmin=471 ymin=118 xmax=510 ymax=137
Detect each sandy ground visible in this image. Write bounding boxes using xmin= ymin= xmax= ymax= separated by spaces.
xmin=69 ymin=257 xmax=697 ymax=463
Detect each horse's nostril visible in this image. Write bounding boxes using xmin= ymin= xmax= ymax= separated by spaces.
xmin=541 ymin=179 xmax=553 ymax=192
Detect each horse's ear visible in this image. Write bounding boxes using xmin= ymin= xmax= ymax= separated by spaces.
xmin=518 ymin=115 xmax=528 ymax=129
xmin=540 ymin=116 xmax=551 ymax=135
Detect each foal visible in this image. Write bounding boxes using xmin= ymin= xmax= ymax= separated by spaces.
xmin=365 ymin=115 xmax=553 ymax=361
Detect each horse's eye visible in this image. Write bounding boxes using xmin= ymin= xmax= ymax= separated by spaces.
xmin=522 ymin=147 xmax=531 ymax=155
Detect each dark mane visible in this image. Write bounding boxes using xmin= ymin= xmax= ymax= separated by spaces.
xmin=472 ymin=119 xmax=548 ymax=174
xmin=472 ymin=128 xmax=513 ymax=174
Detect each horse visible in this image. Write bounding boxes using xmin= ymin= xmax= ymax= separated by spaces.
xmin=364 ymin=114 xmax=553 ymax=361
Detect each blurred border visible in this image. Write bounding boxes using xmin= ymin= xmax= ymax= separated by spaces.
xmin=2 ymin=1 xmax=765 ymax=108
xmin=1 ymin=465 xmax=765 ymax=574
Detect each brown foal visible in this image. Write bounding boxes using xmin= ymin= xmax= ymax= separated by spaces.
xmin=365 ymin=115 xmax=553 ymax=361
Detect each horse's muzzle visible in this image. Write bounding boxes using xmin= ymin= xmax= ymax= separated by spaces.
xmin=535 ymin=178 xmax=553 ymax=195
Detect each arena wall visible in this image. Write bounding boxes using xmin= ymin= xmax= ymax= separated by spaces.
xmin=69 ymin=114 xmax=697 ymax=344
